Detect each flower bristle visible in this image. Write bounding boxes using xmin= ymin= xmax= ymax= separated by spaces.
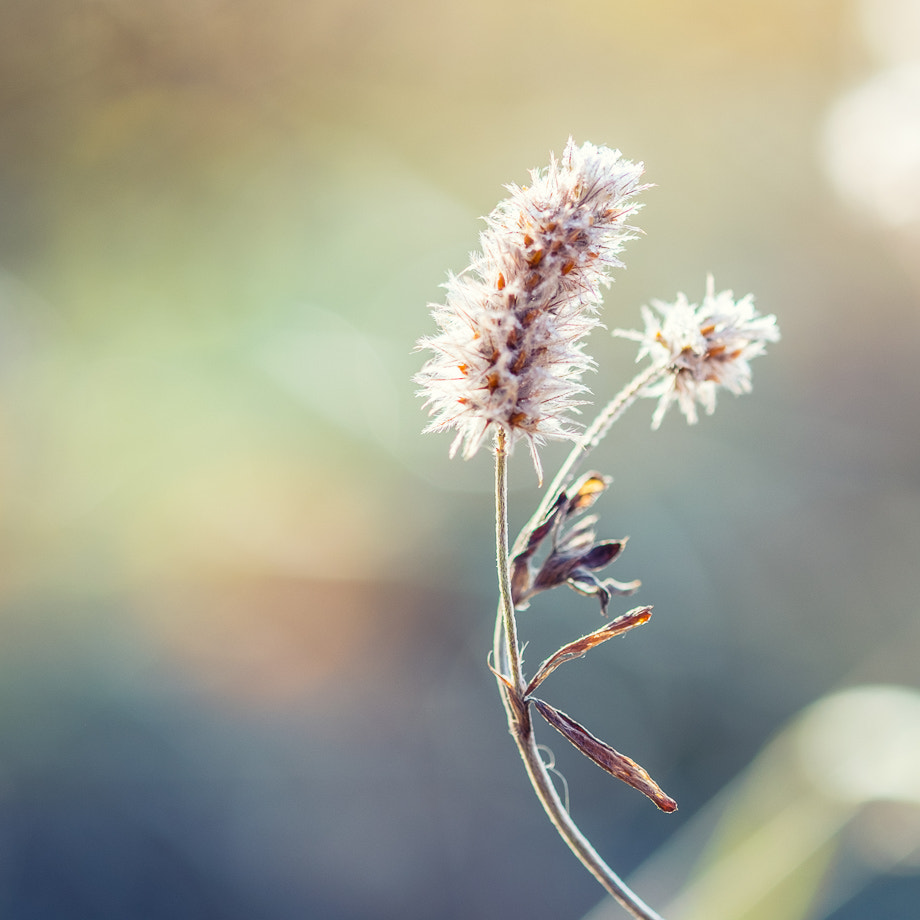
xmin=415 ymin=139 xmax=648 ymax=476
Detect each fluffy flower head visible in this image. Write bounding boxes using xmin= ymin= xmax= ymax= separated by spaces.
xmin=415 ymin=139 xmax=647 ymax=479
xmin=615 ymin=276 xmax=780 ymax=429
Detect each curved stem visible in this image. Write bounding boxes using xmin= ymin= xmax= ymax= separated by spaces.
xmin=512 ymin=362 xmax=665 ymax=558
xmin=492 ymin=427 xmax=666 ymax=920
xmin=514 ymin=710 xmax=666 ymax=920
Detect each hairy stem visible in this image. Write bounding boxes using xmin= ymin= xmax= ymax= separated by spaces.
xmin=494 ymin=429 xmax=523 ymax=686
xmin=493 ymin=427 xmax=666 ymax=920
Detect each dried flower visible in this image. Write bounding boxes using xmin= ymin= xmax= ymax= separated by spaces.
xmin=415 ymin=139 xmax=647 ymax=479
xmin=614 ymin=276 xmax=780 ymax=429
xmin=511 ymin=472 xmax=640 ymax=614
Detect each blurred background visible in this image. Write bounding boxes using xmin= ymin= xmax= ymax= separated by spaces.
xmin=1 ymin=0 xmax=919 ymax=918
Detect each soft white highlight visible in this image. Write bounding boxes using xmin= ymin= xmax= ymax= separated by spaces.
xmin=821 ymin=63 xmax=920 ymax=227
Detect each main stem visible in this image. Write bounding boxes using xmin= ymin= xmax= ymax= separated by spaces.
xmin=493 ymin=429 xmax=666 ymax=920
xmin=495 ymin=429 xmax=524 ymax=687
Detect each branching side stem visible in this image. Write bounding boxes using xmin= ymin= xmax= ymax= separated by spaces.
xmin=513 ymin=363 xmax=665 ymax=559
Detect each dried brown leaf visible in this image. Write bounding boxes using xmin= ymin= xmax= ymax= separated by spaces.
xmin=525 ymin=606 xmax=651 ymax=696
xmin=579 ymin=539 xmax=626 ymax=570
xmin=510 ymin=555 xmax=531 ymax=608
xmin=520 ymin=492 xmax=567 ymax=560
xmin=532 ymin=698 xmax=678 ymax=813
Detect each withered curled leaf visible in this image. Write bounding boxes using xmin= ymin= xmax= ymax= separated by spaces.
xmin=510 ymin=556 xmax=532 ymax=609
xmin=525 ymin=606 xmax=652 ymax=696
xmin=511 ymin=491 xmax=567 ymax=608
xmin=578 ymin=541 xmax=626 ymax=570
xmin=532 ymin=698 xmax=678 ymax=813
xmin=520 ymin=492 xmax=567 ymax=562
xmin=510 ymin=471 xmax=639 ymax=614
xmin=532 ymin=539 xmax=626 ymax=592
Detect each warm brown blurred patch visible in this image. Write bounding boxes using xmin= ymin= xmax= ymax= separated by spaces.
xmin=139 ymin=574 xmax=439 ymax=708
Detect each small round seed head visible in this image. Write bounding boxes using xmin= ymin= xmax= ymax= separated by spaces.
xmin=614 ymin=276 xmax=780 ymax=429
xmin=415 ymin=139 xmax=647 ymax=478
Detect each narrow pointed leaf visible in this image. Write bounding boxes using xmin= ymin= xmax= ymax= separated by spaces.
xmin=532 ymin=698 xmax=678 ymax=813
xmin=525 ymin=606 xmax=652 ymax=696
xmin=579 ymin=539 xmax=627 ymax=571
